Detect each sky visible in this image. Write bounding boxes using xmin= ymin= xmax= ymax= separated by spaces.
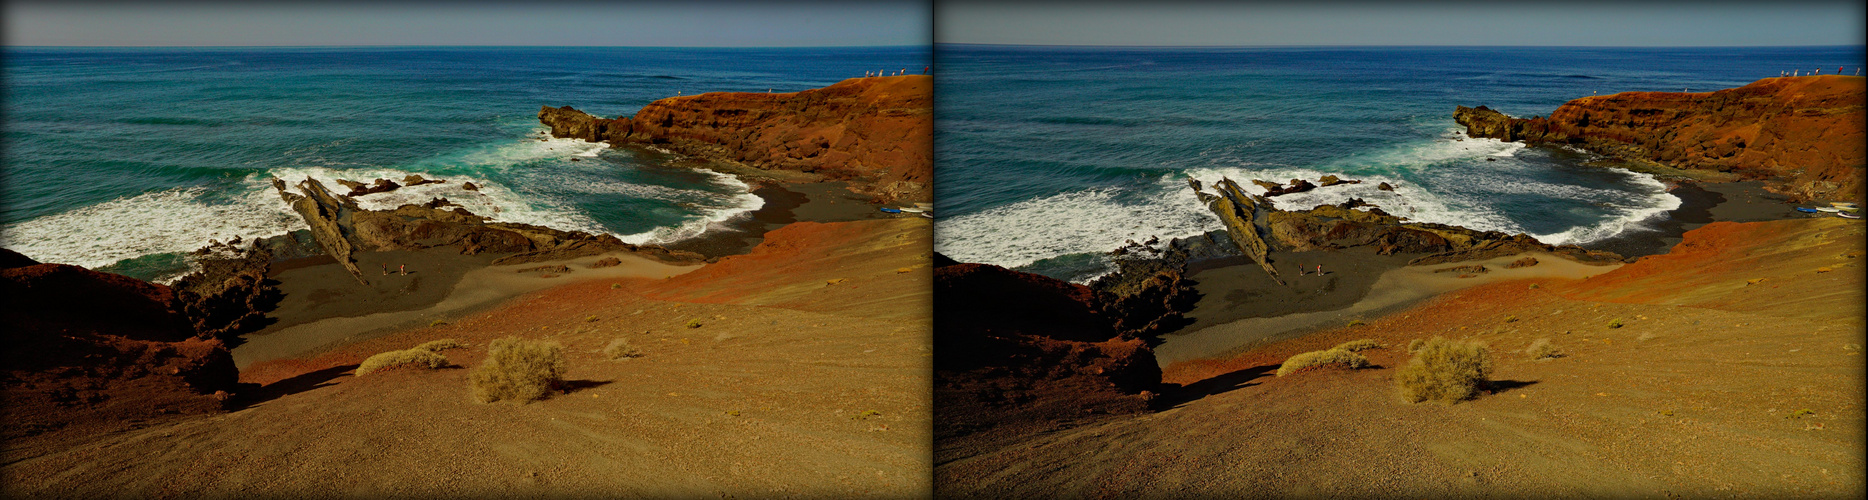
xmin=3 ymin=1 xmax=929 ymax=47
xmin=938 ymin=1 xmax=1867 ymax=47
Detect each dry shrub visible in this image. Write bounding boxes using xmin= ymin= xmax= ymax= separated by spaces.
xmin=1333 ymin=339 xmax=1381 ymax=352
xmin=471 ymin=336 xmax=567 ymax=403
xmin=1396 ymin=337 xmax=1493 ymax=404
xmin=1276 ymin=348 xmax=1370 ymax=377
xmin=1406 ymin=338 xmax=1425 ymax=353
xmin=602 ymin=338 xmax=643 ymax=360
xmin=415 ymin=338 xmax=467 ymax=352
xmin=356 ymin=349 xmax=448 ymax=376
xmin=1525 ymin=338 xmax=1561 ymax=359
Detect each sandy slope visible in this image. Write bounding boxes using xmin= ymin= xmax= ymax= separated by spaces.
xmin=938 ymin=218 xmax=1863 ymax=498
xmin=4 ymin=218 xmax=932 ymax=498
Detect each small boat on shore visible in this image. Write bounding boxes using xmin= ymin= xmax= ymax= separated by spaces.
xmin=1839 ymin=212 xmax=1861 ymax=219
xmin=1817 ymin=207 xmax=1841 ymax=213
xmin=1796 ymin=207 xmax=1819 ymax=213
xmin=879 ymin=207 xmax=903 ymax=214
xmin=1831 ymin=202 xmax=1858 ymax=209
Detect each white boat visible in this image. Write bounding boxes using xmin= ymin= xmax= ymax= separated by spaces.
xmin=899 ymin=207 xmax=925 ymax=213
xmin=1817 ymin=207 xmax=1841 ymax=213
xmin=1831 ymin=202 xmax=1858 ymax=209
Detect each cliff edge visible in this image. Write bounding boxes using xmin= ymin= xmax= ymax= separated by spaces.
xmin=1456 ymin=76 xmax=1866 ymax=202
xmin=541 ymin=75 xmax=932 ymax=204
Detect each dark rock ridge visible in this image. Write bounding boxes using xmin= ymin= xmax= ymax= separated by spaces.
xmin=540 ymin=75 xmax=932 ymax=204
xmin=270 ymin=177 xmax=706 ymax=285
xmin=2 ymin=249 xmax=238 ymax=444
xmin=169 ymin=238 xmax=282 ymax=343
xmin=1182 ymin=175 xmax=1623 ymax=275
xmin=1456 ymin=76 xmax=1866 ymax=202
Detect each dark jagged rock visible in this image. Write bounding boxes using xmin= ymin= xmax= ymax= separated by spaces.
xmin=1318 ymin=175 xmax=1361 ymax=187
xmin=588 ymin=257 xmax=623 ymax=269
xmin=338 ymin=178 xmax=403 ymax=197
xmin=461 ymin=182 xmax=480 ymax=191
xmin=1456 ymin=77 xmax=1866 ymax=202
xmin=1089 ymin=242 xmax=1199 ymax=338
xmin=270 ymin=177 xmax=707 ymax=278
xmin=1189 ymin=177 xmax=1284 ymax=284
xmin=1187 ymin=176 xmax=1624 ymax=266
xmin=272 ymin=177 xmax=368 ymax=285
xmin=401 ymin=174 xmax=444 ymax=187
xmin=170 ymin=240 xmax=281 ymax=343
xmin=1378 ymin=182 xmax=1395 ymax=191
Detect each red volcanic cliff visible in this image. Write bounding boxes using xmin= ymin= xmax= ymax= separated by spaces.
xmin=541 ymin=75 xmax=931 ymax=204
xmin=934 ymin=261 xmax=1161 ymax=458
xmin=1456 ymin=76 xmax=1866 ymax=202
xmin=2 ymin=249 xmax=238 ymax=444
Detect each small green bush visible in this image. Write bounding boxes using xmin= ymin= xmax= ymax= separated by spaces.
xmin=602 ymin=338 xmax=643 ymax=360
xmin=1346 ymin=319 xmax=1366 ymax=327
xmin=1524 ymin=338 xmax=1561 ymax=360
xmin=357 ymin=349 xmax=448 ymax=376
xmin=1276 ymin=348 xmax=1370 ymax=377
xmin=470 ymin=337 xmax=567 ymax=403
xmin=429 ymin=319 xmax=448 ymax=327
xmin=414 ymin=338 xmax=467 ymax=352
xmin=1396 ymin=337 xmax=1493 ymax=404
xmin=1332 ymin=339 xmax=1381 ymax=352
xmin=611 ymin=283 xmax=622 ymax=289
xmin=1608 ymin=318 xmax=1624 ymax=329
xmin=1504 ymin=315 xmax=1518 ymax=323
xmin=685 ymin=319 xmax=703 ymax=329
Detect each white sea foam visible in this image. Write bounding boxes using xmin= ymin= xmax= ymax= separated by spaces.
xmin=614 ymin=168 xmax=765 ymax=245
xmin=0 ymin=186 xmax=305 ymax=269
xmin=1527 ymin=167 xmax=1680 ymax=245
xmin=934 ymin=186 xmax=1220 ymax=273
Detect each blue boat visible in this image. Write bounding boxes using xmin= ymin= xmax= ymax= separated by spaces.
xmin=879 ymin=207 xmax=903 ymax=213
xmin=1795 ymin=207 xmax=1819 ymax=213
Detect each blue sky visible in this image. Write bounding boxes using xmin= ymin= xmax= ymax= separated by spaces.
xmin=3 ymin=1 xmax=929 ymax=47
xmin=938 ymin=1 xmax=1866 ymax=47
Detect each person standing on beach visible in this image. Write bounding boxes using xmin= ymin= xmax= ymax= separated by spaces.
xmin=1315 ymin=265 xmax=1322 ymax=276
xmin=923 ymin=65 xmax=929 ymax=75
xmin=399 ymin=264 xmax=407 ymax=276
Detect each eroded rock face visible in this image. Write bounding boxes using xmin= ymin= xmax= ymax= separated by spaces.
xmin=2 ymin=249 xmax=238 ymax=443
xmin=541 ymin=75 xmax=932 ymax=204
xmin=1457 ymin=76 xmax=1866 ymax=202
xmin=170 ymin=240 xmax=281 ymax=342
xmin=934 ymin=261 xmax=1161 ymax=448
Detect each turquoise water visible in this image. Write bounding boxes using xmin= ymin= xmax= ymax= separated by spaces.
xmin=932 ymin=45 xmax=1865 ymax=282
xmin=2 ymin=46 xmax=930 ymax=281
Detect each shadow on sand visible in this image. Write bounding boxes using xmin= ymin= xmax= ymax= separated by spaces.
xmin=1155 ymin=364 xmax=1279 ymax=409
xmin=228 ymin=364 xmax=357 ymax=410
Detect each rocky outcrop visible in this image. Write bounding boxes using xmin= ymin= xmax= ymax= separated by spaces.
xmin=541 ymin=75 xmax=932 ymax=204
xmin=270 ymin=177 xmax=706 ymax=278
xmin=935 ymin=261 xmax=1161 ymax=448
xmin=2 ymin=249 xmax=238 ymax=443
xmin=1457 ymin=76 xmax=1866 ymax=202
xmin=1190 ymin=177 xmax=1284 ymax=284
xmin=170 ymin=239 xmax=281 ymax=343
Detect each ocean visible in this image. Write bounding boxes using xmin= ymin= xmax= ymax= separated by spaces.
xmin=1 ymin=46 xmax=930 ymax=282
xmin=931 ymin=45 xmax=1865 ymax=283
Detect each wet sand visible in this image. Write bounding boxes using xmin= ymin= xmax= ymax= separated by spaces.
xmin=233 ymin=252 xmax=699 ymax=368
xmin=1157 ymin=251 xmax=1621 ymax=367
xmin=661 ymin=181 xmax=912 ymax=258
xmin=1582 ymin=180 xmax=1806 ymax=258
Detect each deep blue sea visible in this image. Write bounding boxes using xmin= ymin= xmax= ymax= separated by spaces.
xmin=932 ymin=45 xmax=1866 ymax=282
xmin=2 ymin=46 xmax=929 ymax=281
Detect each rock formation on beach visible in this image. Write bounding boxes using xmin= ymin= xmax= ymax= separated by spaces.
xmin=540 ymin=75 xmax=932 ymax=204
xmin=1456 ymin=75 xmax=1866 ymax=202
xmin=2 ymin=249 xmax=239 ymax=444
xmin=269 ymin=177 xmax=707 ymax=285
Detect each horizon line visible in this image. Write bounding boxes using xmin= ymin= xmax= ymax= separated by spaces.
xmin=934 ymin=42 xmax=1867 ymax=49
xmin=4 ymin=44 xmax=931 ymax=50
